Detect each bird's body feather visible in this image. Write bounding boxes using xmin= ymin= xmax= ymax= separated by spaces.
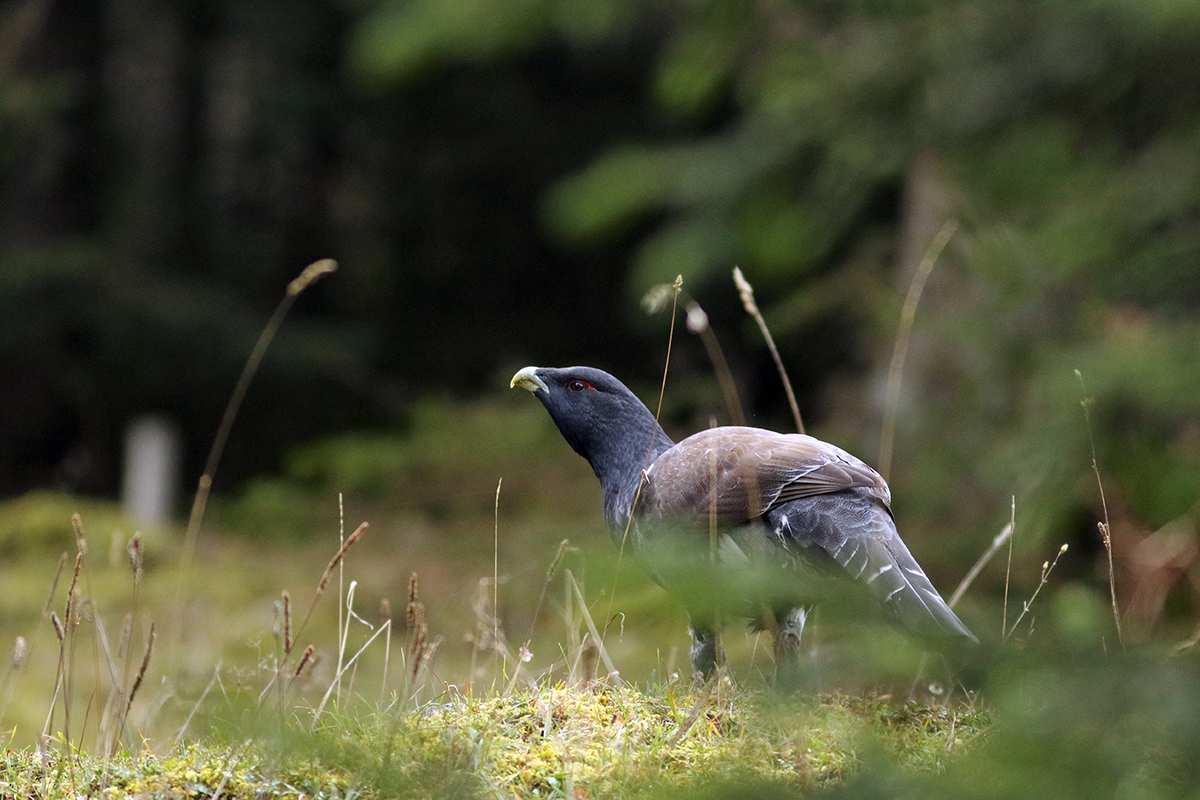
xmin=638 ymin=427 xmax=890 ymax=525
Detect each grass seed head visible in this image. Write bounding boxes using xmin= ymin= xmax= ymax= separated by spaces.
xmin=127 ymin=534 xmax=143 ymax=583
xmin=71 ymin=513 xmax=87 ymax=555
xmin=287 ymin=258 xmax=338 ymax=296
xmin=282 ymin=590 xmax=292 ymax=654
xmin=293 ymin=644 xmax=315 ymax=679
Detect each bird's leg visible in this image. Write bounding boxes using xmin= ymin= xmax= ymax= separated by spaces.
xmin=688 ymin=621 xmax=722 ymax=681
xmin=772 ymin=606 xmax=809 ymax=669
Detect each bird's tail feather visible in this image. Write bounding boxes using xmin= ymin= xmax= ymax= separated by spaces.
xmin=777 ymin=493 xmax=978 ymax=646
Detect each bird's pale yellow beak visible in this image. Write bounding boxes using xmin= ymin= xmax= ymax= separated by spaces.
xmin=510 ymin=366 xmax=548 ymax=394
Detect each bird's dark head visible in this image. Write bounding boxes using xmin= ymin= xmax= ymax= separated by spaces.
xmin=510 ymin=366 xmax=674 ymax=493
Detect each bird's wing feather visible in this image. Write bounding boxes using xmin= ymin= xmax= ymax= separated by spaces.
xmin=642 ymin=427 xmax=890 ymax=524
xmin=769 ymin=493 xmax=977 ymax=642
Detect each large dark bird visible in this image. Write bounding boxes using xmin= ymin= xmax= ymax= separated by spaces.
xmin=511 ymin=365 xmax=977 ymax=677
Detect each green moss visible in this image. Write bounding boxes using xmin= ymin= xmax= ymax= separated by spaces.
xmin=278 ymin=684 xmax=987 ymax=797
xmin=0 ymin=743 xmax=339 ymax=799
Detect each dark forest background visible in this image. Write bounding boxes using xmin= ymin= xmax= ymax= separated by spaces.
xmin=4 ymin=0 xmax=1200 ymax=638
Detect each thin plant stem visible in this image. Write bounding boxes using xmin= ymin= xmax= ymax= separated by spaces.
xmin=682 ymin=296 xmax=744 ymax=425
xmin=296 ymin=523 xmax=369 ymax=643
xmin=734 ymin=267 xmax=803 ymax=434
xmin=173 ymin=260 xmax=337 ymax=649
xmin=652 ymin=275 xmax=684 ymax=428
xmin=879 ymin=219 xmax=957 ymax=481
xmin=566 ymin=570 xmax=622 ymax=685
xmin=1076 ymin=369 xmax=1124 ymax=650
xmin=1003 ymin=496 xmax=1015 ymax=637
xmin=608 ymin=277 xmax=684 ymax=650
xmin=180 ymin=260 xmax=337 ymax=567
xmin=337 ymin=494 xmax=345 ymax=702
xmin=1005 ymin=543 xmax=1069 ymax=641
xmin=949 ymin=519 xmax=1013 ymax=609
xmin=494 ymin=478 xmax=502 ymax=680
xmin=643 ymin=281 xmax=744 ymax=424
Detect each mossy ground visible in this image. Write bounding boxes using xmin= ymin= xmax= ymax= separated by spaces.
xmin=0 ymin=684 xmax=987 ymax=799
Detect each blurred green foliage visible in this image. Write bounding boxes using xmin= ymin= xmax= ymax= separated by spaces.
xmin=0 ymin=489 xmax=170 ymax=561
xmin=220 ymin=397 xmax=600 ymax=538
xmin=2 ymin=0 xmax=1200 ymax=648
xmin=0 ymin=0 xmax=659 ymax=497
xmin=350 ymin=0 xmax=1200 ymax=635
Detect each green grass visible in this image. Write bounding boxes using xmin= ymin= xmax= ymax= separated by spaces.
xmin=0 ymin=524 xmax=1195 ymax=800
xmin=1 ymin=400 xmax=1199 ymax=798
xmin=0 ymin=460 xmax=993 ymax=798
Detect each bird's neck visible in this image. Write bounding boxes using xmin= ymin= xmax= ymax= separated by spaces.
xmin=588 ymin=413 xmax=673 ymax=530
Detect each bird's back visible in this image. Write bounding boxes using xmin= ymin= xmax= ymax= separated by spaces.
xmin=637 ymin=426 xmax=976 ymax=645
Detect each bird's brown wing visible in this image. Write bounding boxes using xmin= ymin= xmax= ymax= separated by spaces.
xmin=641 ymin=426 xmax=976 ymax=645
xmin=640 ymin=427 xmax=890 ymax=524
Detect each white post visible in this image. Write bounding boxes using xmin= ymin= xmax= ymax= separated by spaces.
xmin=122 ymin=414 xmax=182 ymax=523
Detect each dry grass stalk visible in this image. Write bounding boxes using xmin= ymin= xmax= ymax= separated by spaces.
xmin=734 ymin=267 xmax=804 ymax=434
xmin=124 ymin=622 xmax=154 ymax=718
xmin=315 ymin=578 xmax=359 ymax=715
xmin=949 ymin=518 xmax=1014 ymax=609
xmin=42 ymin=553 xmax=68 ymax=620
xmin=494 ymin=478 xmax=502 ymax=677
xmin=651 ymin=275 xmax=684 ymax=429
xmin=176 ymin=259 xmax=340 ymax=652
xmin=58 ymin=550 xmax=86 ymax=756
xmin=313 ymin=607 xmax=396 ymax=717
xmin=12 ymin=636 xmax=26 ymax=670
xmin=604 ymin=276 xmax=686 ymax=680
xmin=644 ymin=283 xmax=745 ymax=425
xmin=1076 ymin=370 xmax=1125 ymax=650
xmin=565 ymin=570 xmax=621 ymax=686
xmin=65 ymin=552 xmax=82 ymax=625
xmin=878 ymin=219 xmax=957 ymax=481
xmin=1003 ymin=497 xmax=1015 ymax=637
xmin=684 ymin=298 xmax=745 ymax=426
xmin=115 ymin=613 xmax=132 ymax=664
xmin=43 ymin=611 xmax=68 ymax=765
xmin=127 ymin=534 xmax=143 ymax=585
xmin=257 ymin=521 xmax=368 ymax=708
xmin=94 ymin=611 xmax=127 ymax=755
xmin=174 ymin=662 xmax=222 ymax=744
xmin=1005 ymin=544 xmax=1069 ymax=641
xmin=405 ymin=573 xmax=420 ymax=631
xmin=0 ymin=636 xmax=27 ymax=726
xmin=282 ymin=591 xmax=292 ymax=656
xmin=288 ymin=258 xmax=338 ymax=295
xmin=317 ymin=522 xmax=369 ymax=597
xmin=407 ymin=573 xmax=430 ymax=684
xmin=470 ymin=576 xmax=514 ymax=688
xmin=296 ymin=521 xmax=368 ymax=638
xmin=336 ymin=494 xmax=346 ymax=685
xmin=292 ymin=644 xmax=315 ymax=680
xmin=71 ymin=513 xmax=87 ymax=556
xmin=509 ymin=539 xmax=573 ymax=694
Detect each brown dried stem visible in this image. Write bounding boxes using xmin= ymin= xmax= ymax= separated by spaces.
xmin=734 ymin=267 xmax=803 ymax=434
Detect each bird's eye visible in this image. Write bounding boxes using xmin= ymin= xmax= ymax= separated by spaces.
xmin=566 ymin=379 xmax=593 ymax=393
